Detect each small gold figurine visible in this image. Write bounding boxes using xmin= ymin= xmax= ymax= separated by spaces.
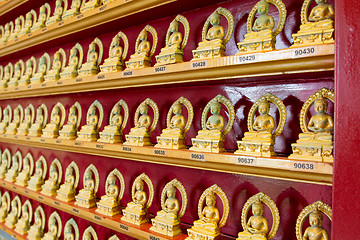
xmin=46 ymin=0 xmax=68 ymax=25
xmin=42 ymin=211 xmax=62 ymax=240
xmin=75 ymin=164 xmax=99 ymax=208
xmin=1 ymin=63 xmax=13 ymax=88
xmin=236 ymin=0 xmax=287 ymax=54
xmin=82 ymin=226 xmax=98 ymax=240
xmin=121 ymin=173 xmax=154 ymax=225
xmin=108 ymin=236 xmax=120 ymax=240
xmin=0 ymin=149 xmax=11 ymax=179
xmin=4 ymin=196 xmax=21 ymax=229
xmin=63 ymin=0 xmax=84 ymax=20
xmin=190 ymin=95 xmax=235 ymax=153
xmin=292 ymin=0 xmax=334 ymax=48
xmin=5 ymin=151 xmax=22 ymax=182
xmin=8 ymin=16 xmax=25 ymax=41
xmin=41 ymin=158 xmax=62 ymax=196
xmin=45 ymin=48 xmax=67 ymax=82
xmin=100 ymin=31 xmax=128 ymax=72
xmin=96 ymin=168 xmax=125 ymax=216
xmin=8 ymin=59 xmax=25 ymax=88
xmin=235 ymin=93 xmax=287 ymax=157
xmin=125 ymin=25 xmax=158 ymax=69
xmin=28 ymin=104 xmax=48 ymax=137
xmin=78 ymin=38 xmax=103 ymax=76
xmin=76 ymin=100 xmax=103 ymax=141
xmin=124 ymin=98 xmax=159 ymax=146
xmin=15 ymin=200 xmax=33 ymax=235
xmin=31 ymin=3 xmax=51 ymax=32
xmin=289 ymin=88 xmax=334 ymax=163
xmin=31 ymin=53 xmax=51 ymax=84
xmin=27 ymin=156 xmax=47 ymax=191
xmin=192 ymin=7 xmax=234 ymax=60
xmin=59 ymin=102 xmax=82 ymax=140
xmin=1 ymin=22 xmax=13 ymax=43
xmin=0 ymin=105 xmax=13 ymax=133
xmin=155 ymin=15 xmax=190 ymax=66
xmin=60 ymin=43 xmax=83 ymax=80
xmin=150 ymin=179 xmax=187 ymax=237
xmin=18 ymin=10 xmax=37 ymax=37
xmin=98 ymin=99 xmax=129 ymax=143
xmin=155 ymin=97 xmax=194 ymax=149
xmin=64 ymin=218 xmax=79 ymax=240
xmin=296 ymin=201 xmax=331 ymax=240
xmin=5 ymin=105 xmax=24 ymax=135
xmin=0 ymin=192 xmax=10 ymax=223
xmin=27 ymin=206 xmax=46 ymax=240
xmin=15 ymin=153 xmax=34 ymax=187
xmin=17 ymin=104 xmax=35 ymax=136
xmin=81 ymin=0 xmax=102 ymax=13
xmin=186 ymin=184 xmax=229 ymax=240
xmin=56 ymin=161 xmax=80 ymax=202
xmin=42 ymin=102 xmax=66 ymax=138
xmin=237 ymin=192 xmax=280 ymax=240
xmin=18 ymin=57 xmax=37 ymax=86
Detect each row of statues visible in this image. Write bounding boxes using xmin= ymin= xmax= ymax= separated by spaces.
xmin=0 ymin=0 xmax=335 ymax=88
xmin=0 ymin=150 xmax=332 ymax=239
xmin=0 ymin=88 xmax=334 ymax=162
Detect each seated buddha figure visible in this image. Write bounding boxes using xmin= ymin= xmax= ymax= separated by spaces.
xmin=60 ymin=47 xmax=80 ymax=79
xmin=63 ymin=0 xmax=82 ymax=20
xmin=81 ymin=0 xmax=101 ymax=13
xmin=46 ymin=51 xmax=64 ymax=82
xmin=31 ymin=55 xmax=48 ymax=84
xmin=17 ymin=107 xmax=33 ymax=136
xmin=1 ymin=64 xmax=12 ymax=88
xmin=42 ymin=215 xmax=58 ymax=240
xmin=126 ymin=28 xmax=154 ymax=69
xmin=41 ymin=163 xmax=59 ymax=196
xmin=8 ymin=61 xmax=23 ymax=88
xmin=5 ymin=154 xmax=20 ymax=182
xmin=75 ymin=167 xmax=97 ymax=208
xmin=28 ymin=209 xmax=44 ymax=240
xmin=108 ymin=37 xmax=123 ymax=62
xmin=46 ymin=0 xmax=65 ymax=25
xmin=15 ymin=202 xmax=31 ymax=235
xmin=9 ymin=18 xmax=22 ymax=41
xmin=18 ymin=59 xmax=34 ymax=86
xmin=238 ymin=201 xmax=269 ymax=240
xmin=198 ymin=12 xmax=225 ymax=49
xmin=126 ymin=179 xmax=147 ymax=214
xmin=128 ymin=104 xmax=151 ymax=137
xmin=31 ymin=4 xmax=49 ymax=31
xmin=5 ymin=107 xmax=21 ymax=135
xmin=197 ymin=102 xmax=224 ymax=140
xmin=42 ymin=105 xmax=62 ymax=138
xmin=57 ymin=165 xmax=77 ymax=202
xmin=301 ymin=0 xmax=334 ymax=31
xmin=100 ymin=36 xmax=124 ymax=72
xmin=156 ymin=185 xmax=179 ymax=223
xmin=98 ymin=104 xmax=124 ymax=143
xmin=76 ymin=105 xmax=99 ymax=141
xmin=79 ymin=41 xmax=100 ymax=76
xmin=15 ymin=156 xmax=32 ymax=186
xmin=18 ymin=12 xmax=34 ymax=37
xmin=251 ymin=0 xmax=275 ymax=36
xmin=27 ymin=159 xmax=45 ymax=191
xmin=5 ymin=199 xmax=20 ymax=228
xmin=0 ymin=107 xmax=10 ymax=134
xmin=59 ymin=105 xmax=79 ymax=139
xmin=96 ymin=172 xmax=122 ymax=216
xmin=28 ymin=107 xmax=45 ymax=137
xmin=192 ymin=193 xmax=220 ymax=235
xmin=1 ymin=23 xmax=12 ymax=43
xmin=0 ymin=153 xmax=10 ymax=179
xmin=0 ymin=194 xmax=9 ymax=222
xmin=163 ymin=20 xmax=182 ymax=54
xmin=162 ymin=103 xmax=185 ymax=138
xmin=303 ymin=210 xmax=329 ymax=240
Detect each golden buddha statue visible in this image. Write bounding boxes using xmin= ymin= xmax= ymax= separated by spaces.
xmin=1 ymin=22 xmax=13 ymax=43
xmin=63 ymin=219 xmax=79 ymax=240
xmin=155 ymin=15 xmax=189 ymax=66
xmin=192 ymin=7 xmax=234 ymax=60
xmin=5 ymin=151 xmax=22 ymax=182
xmin=42 ymin=103 xmax=66 ymax=138
xmin=28 ymin=104 xmax=48 ymax=137
xmin=108 ymin=236 xmax=120 ymax=240
xmin=100 ymin=31 xmax=128 ymax=72
xmin=0 ymin=192 xmax=10 ymax=223
xmin=17 ymin=104 xmax=35 ymax=136
xmin=8 ymin=60 xmax=25 ymax=88
xmin=124 ymin=98 xmax=159 ymax=146
xmin=125 ymin=25 xmax=158 ymax=69
xmin=28 ymin=206 xmax=45 ymax=240
xmin=75 ymin=164 xmax=99 ymax=208
xmin=78 ymin=38 xmax=103 ymax=76
xmin=121 ymin=173 xmax=154 ymax=225
xmin=82 ymin=226 xmax=98 ymax=240
xmin=41 ymin=159 xmax=62 ymax=196
xmin=236 ymin=93 xmax=287 ymax=157
xmin=190 ymin=95 xmax=235 ymax=153
xmin=15 ymin=153 xmax=34 ymax=187
xmin=31 ymin=53 xmax=51 ymax=84
xmin=96 ymin=169 xmax=125 ymax=216
xmin=15 ymin=200 xmax=32 ymax=235
xmin=18 ymin=10 xmax=37 ymax=37
xmin=76 ymin=100 xmax=103 ymax=141
xmin=60 ymin=43 xmax=83 ymax=80
xmin=1 ymin=63 xmax=13 ymax=88
xmin=156 ymin=97 xmax=194 ymax=149
xmin=56 ymin=161 xmax=79 ymax=202
xmin=63 ymin=0 xmax=84 ymax=20
xmin=45 ymin=49 xmax=67 ymax=82
xmin=296 ymin=201 xmax=332 ymax=240
xmin=58 ymin=102 xmax=81 ymax=140
xmin=8 ymin=16 xmax=24 ymax=41
xmin=81 ymin=0 xmax=101 ymax=13
xmin=42 ymin=211 xmax=62 ymax=240
xmin=0 ymin=149 xmax=11 ymax=179
xmin=5 ymin=105 xmax=24 ymax=135
xmin=18 ymin=57 xmax=37 ymax=86
xmin=31 ymin=3 xmax=51 ymax=32
xmin=150 ymin=179 xmax=187 ymax=237
xmin=292 ymin=0 xmax=334 ymax=47
xmin=290 ymin=88 xmax=334 ymax=162
xmin=46 ymin=0 xmax=68 ymax=25
xmin=186 ymin=184 xmax=229 ymax=240
xmin=98 ymin=99 xmax=129 ymax=143
xmin=0 ymin=106 xmax=12 ymax=133
xmin=27 ymin=156 xmax=47 ymax=191
xmin=5 ymin=196 xmax=21 ymax=229
xmin=237 ymin=0 xmax=286 ymax=54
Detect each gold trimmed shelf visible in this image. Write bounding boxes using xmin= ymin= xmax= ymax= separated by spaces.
xmin=0 ymin=44 xmax=334 ymax=100
xmin=0 ymin=0 xmax=29 ymax=17
xmin=0 ymin=133 xmax=333 ymax=185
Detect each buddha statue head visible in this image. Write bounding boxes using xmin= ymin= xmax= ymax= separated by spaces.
xmin=314 ymin=95 xmax=328 ymax=114
xmin=139 ymin=29 xmax=148 ymax=41
xmin=139 ymin=104 xmax=149 ymax=115
xmin=210 ymin=101 xmax=221 ymax=115
xmin=169 ymin=20 xmax=179 ymax=33
xmin=309 ymin=210 xmax=323 ymax=227
xmin=257 ymin=0 xmax=270 ymax=15
xmin=209 ymin=11 xmax=221 ymax=26
xmin=252 ymin=200 xmax=264 ymax=216
xmin=166 ymin=185 xmax=176 ymax=198
xmin=172 ymin=102 xmax=182 ymax=115
xmin=205 ymin=192 xmax=216 ymax=207
xmin=135 ymin=179 xmax=144 ymax=191
xmin=258 ymin=97 xmax=270 ymax=115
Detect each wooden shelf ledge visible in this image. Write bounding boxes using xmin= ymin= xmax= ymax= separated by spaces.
xmin=0 ymin=44 xmax=335 ymax=100
xmin=0 ymin=221 xmax=25 ymax=240
xmin=0 ymin=134 xmax=333 ymax=185
xmin=0 ymin=0 xmax=29 ymax=17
